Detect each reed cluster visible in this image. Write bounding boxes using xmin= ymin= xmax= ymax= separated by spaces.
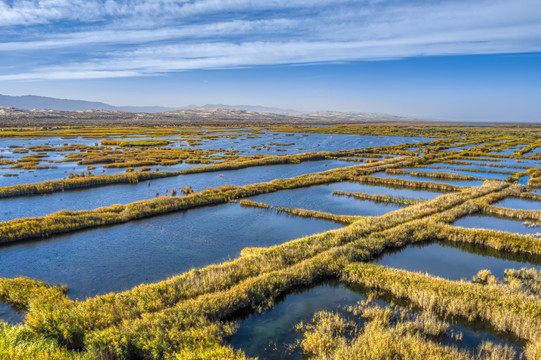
xmin=358 ymin=175 xmax=461 ymax=192
xmin=274 ymin=206 xmax=359 ymax=225
xmin=342 ymin=263 xmax=541 ymax=353
xmin=504 ymin=267 xmax=541 ymax=297
xmin=519 ymin=192 xmax=541 ymax=201
xmin=298 ymin=303 xmax=517 ymax=360
xmin=435 ymin=224 xmax=541 ymax=257
xmin=0 ymin=323 xmax=85 ymax=360
xmin=482 ymin=205 xmax=541 ymax=223
xmin=332 ymin=189 xmax=420 ymax=205
xmin=527 ymin=169 xmax=541 ymax=188
xmin=239 ymin=199 xmax=269 ymax=209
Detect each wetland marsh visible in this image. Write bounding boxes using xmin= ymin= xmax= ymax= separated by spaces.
xmin=0 ymin=122 xmax=540 ymax=359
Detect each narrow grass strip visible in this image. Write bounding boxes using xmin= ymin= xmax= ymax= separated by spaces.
xmin=386 ymin=168 xmax=481 ymax=181
xmin=358 ymin=175 xmax=461 ymax=192
xmin=482 ymin=206 xmax=541 ymax=223
xmin=274 ymin=206 xmax=359 ymax=225
xmin=332 ymin=189 xmax=420 ymax=205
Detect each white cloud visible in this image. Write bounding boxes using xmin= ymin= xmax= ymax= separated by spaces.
xmin=0 ymin=70 xmax=141 ymax=81
xmin=0 ymin=18 xmax=299 ymax=50
xmin=0 ymin=0 xmax=357 ymax=26
xmin=1 ymin=0 xmax=540 ymax=80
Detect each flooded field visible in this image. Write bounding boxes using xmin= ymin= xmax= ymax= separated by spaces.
xmin=0 ymin=160 xmax=352 ymax=221
xmin=494 ymin=197 xmax=541 ymax=211
xmin=0 ymin=131 xmax=428 ymax=186
xmin=371 ymin=171 xmax=485 ymax=187
xmin=0 ymin=203 xmax=340 ymax=300
xmin=453 ymin=215 xmax=540 ymax=236
xmin=230 ymin=280 xmax=523 ymax=360
xmin=375 ymin=241 xmax=541 ymax=281
xmin=0 ymin=123 xmax=540 ymax=359
xmin=244 ymin=182 xmax=447 ymax=218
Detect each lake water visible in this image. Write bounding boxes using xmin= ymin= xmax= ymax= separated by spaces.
xmin=371 ymin=172 xmax=484 ymax=187
xmin=0 ymin=132 xmax=430 ymax=186
xmin=246 ymin=182 xmax=445 ymax=216
xmin=0 ymin=203 xmax=340 ymax=304
xmin=453 ymin=215 xmax=540 ymax=236
xmin=494 ymin=198 xmax=541 ymax=211
xmin=374 ymin=242 xmax=541 ymax=281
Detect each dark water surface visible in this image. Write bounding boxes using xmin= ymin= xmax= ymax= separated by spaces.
xmin=375 ymin=242 xmax=541 ymax=281
xmin=453 ymin=215 xmax=540 ymax=236
xmin=494 ymin=198 xmax=541 ymax=211
xmin=0 ymin=302 xmax=25 ymax=325
xmin=229 ymin=281 xmax=363 ymax=360
xmin=229 ymin=279 xmax=523 ymax=360
xmin=0 ymin=203 xmax=340 ymax=303
xmin=247 ymin=182 xmax=445 ymax=216
xmin=250 ymin=182 xmax=443 ymax=216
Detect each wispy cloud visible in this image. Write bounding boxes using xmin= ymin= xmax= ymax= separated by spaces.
xmin=1 ymin=0 xmax=540 ymax=80
xmin=0 ymin=0 xmax=356 ymax=26
xmin=0 ymin=18 xmax=299 ymax=51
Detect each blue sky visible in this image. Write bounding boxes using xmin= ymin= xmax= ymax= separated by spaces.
xmin=1 ymin=0 xmax=540 ymax=121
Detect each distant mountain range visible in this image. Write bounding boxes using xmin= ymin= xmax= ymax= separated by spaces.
xmin=0 ymin=94 xmax=433 ymax=127
xmin=0 ymin=94 xmax=300 ymax=114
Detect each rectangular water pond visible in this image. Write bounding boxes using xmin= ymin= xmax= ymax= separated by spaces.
xmin=0 ymin=202 xmax=341 ymax=305
xmin=434 ymin=162 xmax=528 ymax=173
xmin=465 ymin=157 xmax=539 ymax=169
xmin=228 ymin=280 xmax=522 ymax=360
xmin=494 ymin=198 xmax=541 ymax=211
xmin=246 ymin=182 xmax=445 ymax=216
xmin=371 ymin=172 xmax=484 ymax=187
xmin=374 ymin=242 xmax=541 ymax=281
xmin=452 ymin=215 xmax=540 ymax=236
xmin=0 ymin=160 xmax=352 ymax=222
